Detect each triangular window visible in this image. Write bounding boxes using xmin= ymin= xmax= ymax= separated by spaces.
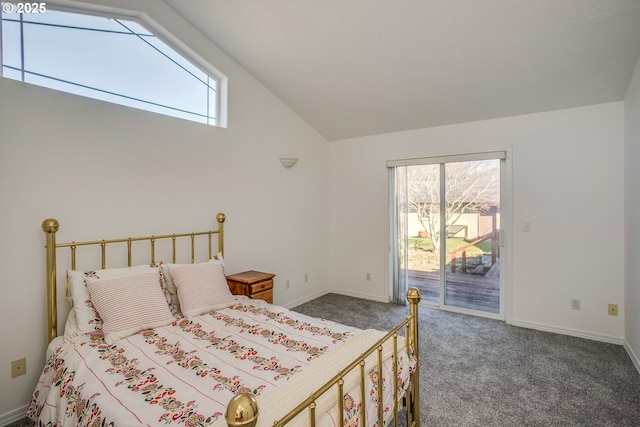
xmin=1 ymin=4 xmax=225 ymax=126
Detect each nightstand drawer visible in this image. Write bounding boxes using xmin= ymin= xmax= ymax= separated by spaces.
xmin=250 ymin=279 xmax=273 ymax=294
xmin=252 ymin=288 xmax=273 ymax=303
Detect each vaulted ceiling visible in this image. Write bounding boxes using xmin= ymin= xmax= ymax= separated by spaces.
xmin=165 ymin=0 xmax=640 ymax=141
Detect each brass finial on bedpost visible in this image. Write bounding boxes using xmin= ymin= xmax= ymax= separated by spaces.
xmin=42 ymin=218 xmax=59 ymax=344
xmin=217 ymin=213 xmax=226 ymax=256
xmin=225 ymin=393 xmax=258 ymax=427
xmin=406 ymin=287 xmax=421 ymax=427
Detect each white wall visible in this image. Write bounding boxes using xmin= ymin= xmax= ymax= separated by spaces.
xmin=0 ymin=0 xmax=330 ymax=419
xmin=624 ymin=56 xmax=640 ymax=371
xmin=329 ymin=102 xmax=625 ymax=342
xmin=0 ymin=1 xmax=634 ymax=421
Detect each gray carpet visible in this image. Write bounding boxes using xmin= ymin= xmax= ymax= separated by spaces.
xmin=292 ymin=293 xmax=640 ymax=427
xmin=11 ymin=294 xmax=640 ymax=427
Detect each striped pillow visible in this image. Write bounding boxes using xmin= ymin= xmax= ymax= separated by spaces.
xmin=87 ymin=271 xmax=174 ymax=344
xmin=67 ymin=264 xmax=162 ymax=333
xmin=170 ymin=262 xmax=237 ymax=318
xmin=161 ymin=254 xmax=225 ymax=317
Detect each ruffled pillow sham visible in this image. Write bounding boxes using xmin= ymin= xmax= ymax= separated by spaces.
xmin=67 ymin=264 xmax=168 ymax=333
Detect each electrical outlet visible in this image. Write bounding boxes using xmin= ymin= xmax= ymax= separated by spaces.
xmin=571 ymin=298 xmax=580 ymax=310
xmin=608 ymin=304 xmax=618 ymax=316
xmin=11 ymin=357 xmax=26 ymax=378
xmin=304 ymin=274 xmax=308 ymax=283
xmin=285 ymin=280 xmax=290 ymax=289
xmin=366 ymin=273 xmax=371 ymax=281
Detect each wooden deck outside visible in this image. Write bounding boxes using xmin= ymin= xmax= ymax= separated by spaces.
xmin=408 ymin=269 xmax=499 ymax=313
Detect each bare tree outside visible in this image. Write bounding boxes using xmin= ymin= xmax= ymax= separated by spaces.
xmin=407 ymin=160 xmax=500 ymax=253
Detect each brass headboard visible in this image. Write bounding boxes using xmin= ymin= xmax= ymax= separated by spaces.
xmin=42 ymin=213 xmax=226 ymax=343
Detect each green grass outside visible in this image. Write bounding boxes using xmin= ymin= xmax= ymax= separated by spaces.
xmin=409 ymin=237 xmax=490 ymax=257
xmin=474 ymin=240 xmax=493 ymax=253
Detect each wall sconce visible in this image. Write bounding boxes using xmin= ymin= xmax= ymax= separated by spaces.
xmin=279 ymin=157 xmax=299 ymax=169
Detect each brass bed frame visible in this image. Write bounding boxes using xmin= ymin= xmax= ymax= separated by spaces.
xmin=41 ymin=214 xmax=421 ymax=427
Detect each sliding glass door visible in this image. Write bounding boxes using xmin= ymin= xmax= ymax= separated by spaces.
xmin=390 ymin=152 xmax=505 ymax=317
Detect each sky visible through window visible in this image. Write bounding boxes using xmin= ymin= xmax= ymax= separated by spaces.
xmin=0 ymin=5 xmax=219 ymax=125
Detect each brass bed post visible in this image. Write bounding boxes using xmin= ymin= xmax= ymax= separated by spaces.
xmin=407 ymin=287 xmax=421 ymax=427
xmin=217 ymin=213 xmax=226 ymax=256
xmin=191 ymin=234 xmax=195 ymax=263
xmin=42 ymin=218 xmax=59 ymax=344
xmin=171 ymin=235 xmax=177 ymax=263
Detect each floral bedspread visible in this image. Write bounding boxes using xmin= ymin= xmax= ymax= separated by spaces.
xmin=252 ymin=327 xmax=416 ymax=427
xmin=28 ymin=298 xmax=415 ymax=427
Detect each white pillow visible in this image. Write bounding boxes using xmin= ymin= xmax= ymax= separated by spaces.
xmin=161 ymin=254 xmax=225 ymax=317
xmin=87 ymin=271 xmax=174 ymax=344
xmin=169 ymin=261 xmax=236 ymax=318
xmin=63 ymin=308 xmax=80 ymax=336
xmin=67 ymin=264 xmax=164 ymax=333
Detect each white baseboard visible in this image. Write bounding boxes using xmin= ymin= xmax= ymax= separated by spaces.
xmin=327 ymin=288 xmax=389 ymax=303
xmin=624 ymin=339 xmax=640 ymax=375
xmin=283 ymin=289 xmax=389 ymax=309
xmin=0 ymin=405 xmax=28 ymax=427
xmin=285 ymin=289 xmax=389 ymax=310
xmin=511 ymin=319 xmax=624 ymax=345
xmin=283 ymin=289 xmax=330 ymax=309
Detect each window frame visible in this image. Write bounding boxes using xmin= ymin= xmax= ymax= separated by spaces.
xmin=0 ymin=1 xmax=228 ymax=127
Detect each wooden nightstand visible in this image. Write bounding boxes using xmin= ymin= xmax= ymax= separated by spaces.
xmin=226 ymin=270 xmax=275 ymax=303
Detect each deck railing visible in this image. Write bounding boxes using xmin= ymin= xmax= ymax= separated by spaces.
xmin=448 ymin=231 xmax=498 ymax=273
